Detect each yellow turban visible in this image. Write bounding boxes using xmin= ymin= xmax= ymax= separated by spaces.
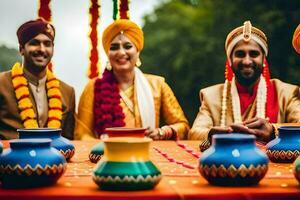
xmin=292 ymin=24 xmax=300 ymax=54
xmin=225 ymin=21 xmax=268 ymax=58
xmin=102 ymin=19 xmax=144 ymax=55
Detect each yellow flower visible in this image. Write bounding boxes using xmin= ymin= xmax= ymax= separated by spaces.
xmin=18 ymin=98 xmax=33 ymax=109
xmin=47 ymin=79 xmax=59 ymax=89
xmin=48 ymin=120 xmax=61 ymax=128
xmin=15 ymin=86 xmax=30 ymax=100
xmin=12 ymin=76 xmax=27 ymax=88
xmin=24 ymin=119 xmax=39 ymax=128
xmin=48 ymin=88 xmax=62 ymax=97
xmin=48 ymin=110 xmax=63 ymax=120
xmin=20 ymin=109 xmax=36 ymax=121
xmin=11 ymin=62 xmax=23 ymax=77
xmin=49 ymin=98 xmax=62 ymax=108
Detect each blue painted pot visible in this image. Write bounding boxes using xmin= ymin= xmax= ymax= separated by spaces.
xmin=0 ymin=139 xmax=66 ymax=188
xmin=89 ymin=142 xmax=104 ymax=163
xmin=266 ymin=126 xmax=300 ymax=163
xmin=199 ymin=134 xmax=269 ymax=186
xmin=18 ymin=128 xmax=75 ymax=161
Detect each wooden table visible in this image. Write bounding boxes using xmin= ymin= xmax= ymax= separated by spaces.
xmin=1 ymin=140 xmax=300 ymax=200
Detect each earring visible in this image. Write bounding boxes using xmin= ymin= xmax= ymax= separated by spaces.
xmin=106 ymin=61 xmax=112 ymax=71
xmin=136 ymin=58 xmax=142 ymax=67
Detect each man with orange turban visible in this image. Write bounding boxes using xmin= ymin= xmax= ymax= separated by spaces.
xmin=189 ymin=21 xmax=300 ymax=150
xmin=0 ymin=19 xmax=75 ymax=140
xmin=293 ymin=24 xmax=300 ymax=54
xmin=75 ymin=19 xmax=189 ymax=140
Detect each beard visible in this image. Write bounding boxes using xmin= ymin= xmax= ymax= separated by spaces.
xmin=232 ymin=62 xmax=263 ymax=86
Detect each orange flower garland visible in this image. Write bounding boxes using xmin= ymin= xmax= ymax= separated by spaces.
xmin=11 ymin=62 xmax=62 ymax=128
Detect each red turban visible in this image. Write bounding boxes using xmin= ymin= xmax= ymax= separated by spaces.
xmin=17 ymin=18 xmax=55 ymax=46
xmin=102 ymin=19 xmax=144 ymax=55
xmin=292 ymin=24 xmax=300 ymax=54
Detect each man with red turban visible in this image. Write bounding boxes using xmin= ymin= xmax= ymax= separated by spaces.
xmin=75 ymin=19 xmax=189 ymax=140
xmin=0 ymin=18 xmax=75 ymax=140
xmin=189 ymin=21 xmax=300 ymax=150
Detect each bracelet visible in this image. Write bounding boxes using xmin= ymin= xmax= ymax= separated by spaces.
xmin=158 ymin=128 xmax=164 ymax=137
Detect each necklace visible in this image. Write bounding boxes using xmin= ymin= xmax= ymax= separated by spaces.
xmin=220 ymin=75 xmax=267 ymax=126
xmin=11 ymin=62 xmax=62 ymax=128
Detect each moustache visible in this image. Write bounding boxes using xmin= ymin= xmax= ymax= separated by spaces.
xmin=237 ymin=63 xmax=257 ymax=69
xmin=32 ymin=51 xmax=47 ymax=58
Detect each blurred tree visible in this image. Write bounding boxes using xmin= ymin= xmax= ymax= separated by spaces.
xmin=141 ymin=0 xmax=300 ymax=124
xmin=0 ymin=45 xmax=21 ymax=72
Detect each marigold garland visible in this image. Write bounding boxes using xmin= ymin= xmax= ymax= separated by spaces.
xmin=11 ymin=62 xmax=62 ymax=128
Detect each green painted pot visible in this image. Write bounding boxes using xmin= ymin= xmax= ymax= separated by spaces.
xmin=294 ymin=156 xmax=300 ymax=183
xmin=92 ymin=137 xmax=161 ymax=191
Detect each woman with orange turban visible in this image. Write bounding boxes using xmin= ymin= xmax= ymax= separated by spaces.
xmin=75 ymin=19 xmax=189 ymax=140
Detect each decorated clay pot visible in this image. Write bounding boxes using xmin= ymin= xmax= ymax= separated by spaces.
xmin=18 ymin=128 xmax=75 ymax=161
xmin=266 ymin=126 xmax=300 ymax=163
xmin=89 ymin=142 xmax=104 ymax=163
xmin=0 ymin=139 xmax=67 ymax=188
xmin=199 ymin=134 xmax=268 ymax=186
xmin=93 ymin=137 xmax=161 ymax=190
xmin=104 ymin=127 xmax=146 ymax=138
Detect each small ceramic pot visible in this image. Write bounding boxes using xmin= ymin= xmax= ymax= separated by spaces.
xmin=18 ymin=128 xmax=75 ymax=161
xmin=266 ymin=126 xmax=300 ymax=163
xmin=104 ymin=127 xmax=146 ymax=138
xmin=93 ymin=137 xmax=161 ymax=190
xmin=199 ymin=134 xmax=268 ymax=186
xmin=0 ymin=139 xmax=67 ymax=188
xmin=89 ymin=142 xmax=104 ymax=163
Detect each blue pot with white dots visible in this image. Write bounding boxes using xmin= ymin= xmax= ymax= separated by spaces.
xmin=0 ymin=139 xmax=67 ymax=188
xmin=199 ymin=134 xmax=268 ymax=186
xmin=18 ymin=128 xmax=75 ymax=161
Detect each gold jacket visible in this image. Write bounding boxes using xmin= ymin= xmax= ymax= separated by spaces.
xmin=75 ymin=74 xmax=189 ymax=140
xmin=189 ymin=79 xmax=300 ymax=140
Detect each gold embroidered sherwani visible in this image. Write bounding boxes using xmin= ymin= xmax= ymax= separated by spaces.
xmin=189 ymin=79 xmax=300 ymax=140
xmin=75 ymin=74 xmax=189 ymax=140
xmin=0 ymin=70 xmax=76 ymax=140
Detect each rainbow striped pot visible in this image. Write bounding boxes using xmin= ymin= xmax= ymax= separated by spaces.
xmin=0 ymin=139 xmax=66 ymax=188
xmin=18 ymin=128 xmax=75 ymax=161
xmin=93 ymin=137 xmax=161 ymax=190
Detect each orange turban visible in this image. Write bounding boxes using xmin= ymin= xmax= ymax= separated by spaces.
xmin=292 ymin=24 xmax=300 ymax=54
xmin=102 ymin=19 xmax=144 ymax=55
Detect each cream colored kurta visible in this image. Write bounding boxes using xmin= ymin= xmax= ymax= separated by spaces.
xmin=189 ymin=79 xmax=300 ymax=141
xmin=75 ymin=74 xmax=189 ymax=140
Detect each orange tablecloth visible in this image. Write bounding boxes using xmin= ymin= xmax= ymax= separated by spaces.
xmin=1 ymin=140 xmax=300 ymax=200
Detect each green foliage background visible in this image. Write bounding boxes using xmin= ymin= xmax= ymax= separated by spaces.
xmin=0 ymin=0 xmax=299 ymax=126
xmin=141 ymin=0 xmax=300 ymax=123
xmin=0 ymin=45 xmax=21 ymax=72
